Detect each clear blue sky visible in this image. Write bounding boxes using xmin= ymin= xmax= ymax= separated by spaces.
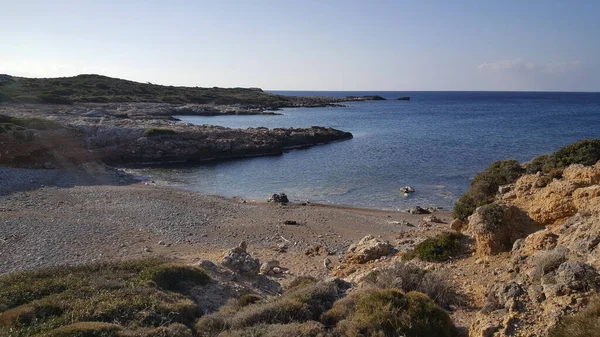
xmin=2 ymin=0 xmax=599 ymax=91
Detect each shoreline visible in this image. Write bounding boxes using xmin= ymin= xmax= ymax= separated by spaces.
xmin=0 ymin=164 xmax=452 ymax=276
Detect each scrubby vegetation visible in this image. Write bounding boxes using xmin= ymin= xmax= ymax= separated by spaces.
xmin=363 ymin=262 xmax=461 ymax=308
xmin=142 ymin=128 xmax=178 ymax=137
xmin=527 ymin=139 xmax=600 ymax=173
xmin=321 ymin=289 xmax=458 ymax=337
xmin=0 ymin=114 xmax=62 ymax=133
xmin=453 ymin=159 xmax=523 ymax=221
xmin=454 ymin=139 xmax=600 ymax=221
xmin=0 ymin=259 xmax=209 ymax=337
xmin=403 ymin=232 xmax=464 ymax=262
xmin=531 ymin=249 xmax=567 ymax=281
xmin=196 ymin=282 xmax=340 ymax=335
xmin=0 ymin=258 xmax=460 ymax=337
xmin=0 ymin=74 xmax=290 ymax=106
xmin=548 ymin=297 xmax=600 ymax=337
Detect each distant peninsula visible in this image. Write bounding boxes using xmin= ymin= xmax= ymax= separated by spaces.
xmin=0 ymin=74 xmax=367 ymax=168
xmin=0 ymin=74 xmax=382 ymax=109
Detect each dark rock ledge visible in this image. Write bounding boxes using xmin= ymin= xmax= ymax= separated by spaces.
xmin=0 ymin=104 xmax=353 ymax=168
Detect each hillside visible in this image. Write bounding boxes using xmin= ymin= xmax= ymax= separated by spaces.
xmin=0 ymin=74 xmax=295 ymax=106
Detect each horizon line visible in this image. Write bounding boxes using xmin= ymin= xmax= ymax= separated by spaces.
xmin=3 ymin=73 xmax=599 ymax=93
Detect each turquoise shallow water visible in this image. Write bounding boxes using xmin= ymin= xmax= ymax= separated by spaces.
xmin=135 ymin=91 xmax=600 ymax=210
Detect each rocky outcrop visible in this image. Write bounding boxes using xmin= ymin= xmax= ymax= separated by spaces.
xmin=468 ymin=204 xmax=541 ymax=256
xmin=500 ymin=161 xmax=600 ymax=226
xmin=343 ymin=235 xmax=393 ymax=264
xmin=259 ymin=260 xmax=283 ymax=275
xmin=469 ymin=161 xmax=600 ymax=336
xmin=0 ymin=104 xmax=353 ymax=167
xmin=220 ymin=241 xmax=260 ymax=275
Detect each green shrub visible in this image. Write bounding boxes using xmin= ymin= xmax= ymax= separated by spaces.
xmin=453 ymin=159 xmax=524 ymax=221
xmin=404 ymin=232 xmax=463 ymax=262
xmin=527 ymin=140 xmax=600 ymax=174
xmin=453 ymin=193 xmax=477 ymax=222
xmin=287 ymin=276 xmax=318 ymax=291
xmin=548 ymin=297 xmax=600 ymax=337
xmin=363 ymin=262 xmax=460 ymax=308
xmin=0 ymin=115 xmax=62 ymax=131
xmin=554 ymin=139 xmax=600 ymax=167
xmin=238 ymin=294 xmax=263 ymax=307
xmin=139 ymin=263 xmax=210 ymax=292
xmin=196 ymin=282 xmax=340 ymax=335
xmin=142 ymin=128 xmax=178 ymax=137
xmin=321 ymin=289 xmax=458 ymax=337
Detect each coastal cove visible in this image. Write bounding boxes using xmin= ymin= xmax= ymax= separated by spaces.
xmin=132 ymin=91 xmax=600 ymax=210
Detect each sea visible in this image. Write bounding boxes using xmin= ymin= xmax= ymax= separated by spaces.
xmin=134 ymin=91 xmax=600 ymax=211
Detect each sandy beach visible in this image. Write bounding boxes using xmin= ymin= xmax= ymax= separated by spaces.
xmin=0 ymin=165 xmax=451 ymax=277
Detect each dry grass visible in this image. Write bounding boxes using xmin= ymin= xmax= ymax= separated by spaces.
xmin=0 ymin=259 xmax=209 ymax=337
xmin=549 ymin=297 xmax=600 ymax=337
xmin=196 ymin=282 xmax=340 ymax=336
xmin=321 ymin=289 xmax=458 ymax=337
xmin=531 ymin=249 xmax=568 ymax=281
xmin=363 ymin=262 xmax=461 ymax=308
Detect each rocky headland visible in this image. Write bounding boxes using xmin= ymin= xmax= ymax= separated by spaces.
xmin=0 ymin=103 xmax=353 ymax=167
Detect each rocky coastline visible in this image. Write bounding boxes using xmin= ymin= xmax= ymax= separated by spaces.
xmin=0 ymin=103 xmax=353 ymax=168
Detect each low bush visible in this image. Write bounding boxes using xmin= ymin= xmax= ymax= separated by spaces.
xmin=0 ymin=114 xmax=62 ymax=131
xmin=0 ymin=259 xmax=208 ymax=336
xmin=321 ymin=289 xmax=458 ymax=337
xmin=548 ymin=297 xmax=600 ymax=337
xmin=217 ymin=321 xmax=327 ymax=337
xmin=143 ymin=128 xmax=178 ymax=137
xmin=535 ymin=168 xmax=564 ymax=188
xmin=196 ymin=282 xmax=340 ymax=335
xmin=139 ymin=263 xmax=210 ymax=292
xmin=403 ymin=232 xmax=464 ymax=262
xmin=453 ymin=159 xmax=524 ymax=221
xmin=238 ymin=294 xmax=263 ymax=307
xmin=0 ymin=123 xmax=26 ymax=133
xmin=363 ymin=262 xmax=460 ymax=308
xmin=527 ymin=139 xmax=600 ymax=174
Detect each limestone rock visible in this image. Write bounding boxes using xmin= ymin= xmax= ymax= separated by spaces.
xmin=451 ymin=218 xmax=466 ymax=231
xmin=468 ymin=204 xmax=541 ymax=256
xmin=499 ymin=161 xmax=600 ymax=227
xmin=555 ymin=261 xmax=599 ymax=291
xmin=422 ymin=215 xmax=443 ymax=223
xmin=572 ymin=185 xmax=600 ymax=214
xmin=344 ymin=235 xmax=393 ymax=263
xmin=562 ymin=163 xmax=600 ymax=186
xmin=221 ymin=241 xmax=260 ymax=275
xmin=259 ymin=260 xmax=280 ymax=275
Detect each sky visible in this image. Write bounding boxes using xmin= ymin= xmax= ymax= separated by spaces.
xmin=1 ymin=0 xmax=599 ymax=91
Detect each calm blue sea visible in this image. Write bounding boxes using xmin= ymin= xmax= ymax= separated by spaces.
xmin=136 ymin=91 xmax=600 ymax=210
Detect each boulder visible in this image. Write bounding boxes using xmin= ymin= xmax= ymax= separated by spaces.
xmin=221 ymin=241 xmax=260 ymax=275
xmin=555 ymin=261 xmax=599 ymax=291
xmin=422 ymin=215 xmax=443 ymax=223
xmin=406 ymin=206 xmax=430 ymax=214
xmin=468 ymin=203 xmax=541 ymax=256
xmin=451 ymin=219 xmax=466 ymax=231
xmin=259 ymin=260 xmax=281 ymax=275
xmin=400 ymin=186 xmax=415 ymax=194
xmin=268 ymin=193 xmax=289 ymax=203
xmin=344 ymin=235 xmax=393 ymax=264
